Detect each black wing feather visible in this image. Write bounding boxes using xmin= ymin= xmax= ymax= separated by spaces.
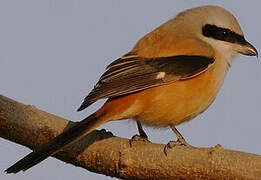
xmin=77 ymin=55 xmax=214 ymax=111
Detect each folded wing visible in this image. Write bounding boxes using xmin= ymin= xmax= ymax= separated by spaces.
xmin=77 ymin=55 xmax=215 ymax=111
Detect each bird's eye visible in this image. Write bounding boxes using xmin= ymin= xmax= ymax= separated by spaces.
xmin=222 ymin=30 xmax=230 ymax=37
xmin=202 ymin=24 xmax=236 ymax=43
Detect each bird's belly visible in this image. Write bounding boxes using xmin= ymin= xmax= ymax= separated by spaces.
xmin=136 ymin=85 xmax=216 ymax=127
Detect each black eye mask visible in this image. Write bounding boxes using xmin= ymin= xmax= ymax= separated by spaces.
xmin=202 ymin=24 xmax=246 ymax=45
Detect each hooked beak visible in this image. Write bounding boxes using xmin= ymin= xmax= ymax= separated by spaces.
xmin=237 ymin=40 xmax=258 ymax=57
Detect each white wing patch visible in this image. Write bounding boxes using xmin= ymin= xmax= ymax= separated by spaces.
xmin=156 ymin=72 xmax=166 ymax=79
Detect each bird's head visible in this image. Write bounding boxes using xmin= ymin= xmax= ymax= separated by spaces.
xmin=176 ymin=6 xmax=258 ymax=64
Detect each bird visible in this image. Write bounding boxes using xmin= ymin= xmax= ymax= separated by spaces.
xmin=5 ymin=5 xmax=258 ymax=173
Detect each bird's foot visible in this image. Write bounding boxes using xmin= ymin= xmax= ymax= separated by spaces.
xmin=129 ymin=134 xmax=150 ymax=147
xmin=164 ymin=138 xmax=193 ymax=156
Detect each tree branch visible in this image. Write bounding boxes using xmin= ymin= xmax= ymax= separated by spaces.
xmin=0 ymin=94 xmax=260 ymax=180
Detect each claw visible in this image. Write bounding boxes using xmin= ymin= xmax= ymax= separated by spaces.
xmin=164 ymin=141 xmax=178 ymax=156
xmin=163 ymin=140 xmax=190 ymax=156
xmin=129 ymin=134 xmax=150 ymax=147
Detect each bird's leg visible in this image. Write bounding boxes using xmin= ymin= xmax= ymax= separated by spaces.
xmin=137 ymin=121 xmax=148 ymax=139
xmin=129 ymin=121 xmax=149 ymax=147
xmin=170 ymin=126 xmax=190 ymax=146
xmin=164 ymin=125 xmax=192 ymax=155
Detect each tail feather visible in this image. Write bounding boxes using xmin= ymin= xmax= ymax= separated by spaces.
xmin=5 ymin=113 xmax=105 ymax=173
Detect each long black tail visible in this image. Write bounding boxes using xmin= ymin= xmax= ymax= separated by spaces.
xmin=5 ymin=113 xmax=106 ymax=173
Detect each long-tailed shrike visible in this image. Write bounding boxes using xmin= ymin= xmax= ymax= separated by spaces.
xmin=6 ymin=5 xmax=258 ymax=173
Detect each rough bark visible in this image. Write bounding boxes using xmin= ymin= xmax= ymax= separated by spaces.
xmin=0 ymin=94 xmax=260 ymax=180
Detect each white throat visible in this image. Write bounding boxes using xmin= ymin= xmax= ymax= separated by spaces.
xmin=203 ymin=38 xmax=238 ymax=67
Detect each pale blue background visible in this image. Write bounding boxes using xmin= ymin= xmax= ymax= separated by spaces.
xmin=0 ymin=1 xmax=260 ymax=179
